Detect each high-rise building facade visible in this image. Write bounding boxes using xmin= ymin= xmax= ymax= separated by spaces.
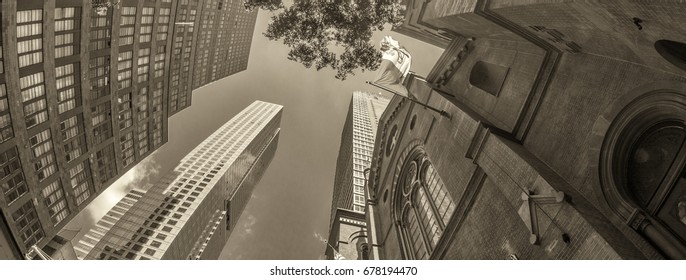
xmin=192 ymin=0 xmax=257 ymax=90
xmin=0 ymin=0 xmax=259 ymax=259
xmin=75 ymin=101 xmax=282 ymax=260
xmin=326 ymin=91 xmax=389 ymax=260
xmin=170 ymin=0 xmax=258 ymax=115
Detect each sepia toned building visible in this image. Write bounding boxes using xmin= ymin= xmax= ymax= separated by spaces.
xmin=75 ymin=101 xmax=281 ymax=260
xmin=393 ymin=0 xmax=453 ymax=49
xmin=326 ymin=91 xmax=389 ymax=260
xmin=0 ymin=0 xmax=259 ymax=259
xmin=366 ymin=0 xmax=686 ymax=259
xmin=168 ymin=0 xmax=258 ymax=115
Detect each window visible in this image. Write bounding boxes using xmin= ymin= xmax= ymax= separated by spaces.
xmin=139 ymin=7 xmax=154 ymax=43
xmin=55 ymin=7 xmax=80 ymax=58
xmin=0 ymin=84 xmax=14 ymax=143
xmin=41 ymin=180 xmax=70 ymax=225
xmin=137 ymin=87 xmax=149 ymax=122
xmin=89 ymin=56 xmax=110 ymax=99
xmin=12 ymin=201 xmax=44 ymax=247
xmin=0 ymin=23 xmax=4 ymax=73
xmin=152 ymin=114 xmax=163 ymax=147
xmin=138 ymin=122 xmax=149 ymax=156
xmin=91 ymin=101 xmax=112 ymax=144
xmin=90 ymin=8 xmax=111 ymax=50
xmin=94 ymin=144 xmax=117 ymax=184
xmin=154 ymin=45 xmax=166 ymax=78
xmin=396 ymin=148 xmax=455 ymax=260
xmin=0 ymin=148 xmax=27 ymax=204
xmin=30 ymin=129 xmax=57 ymax=181
xmin=56 ymin=64 xmax=80 ymax=114
xmin=137 ymin=48 xmax=150 ymax=83
xmin=19 ymin=72 xmax=44 ymax=100
xmin=118 ymin=92 xmax=133 ymax=130
xmin=60 ymin=115 xmax=86 ymax=162
xmin=599 ymin=92 xmax=686 ymax=258
xmin=120 ymin=131 xmax=134 ymax=167
xmin=157 ymin=8 xmax=171 ymax=41
xmin=69 ymin=161 xmax=93 ymax=206
xmin=119 ymin=7 xmax=136 ymax=46
xmin=17 ymin=9 xmax=43 ymax=68
xmin=118 ymin=51 xmax=133 ymax=89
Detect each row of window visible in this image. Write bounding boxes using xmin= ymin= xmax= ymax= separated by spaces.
xmin=0 ymin=84 xmax=14 ymax=143
xmin=56 ymin=64 xmax=80 ymax=114
xmin=0 ymin=147 xmax=26 ymax=205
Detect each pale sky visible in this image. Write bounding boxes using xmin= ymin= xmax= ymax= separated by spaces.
xmin=63 ymin=9 xmax=443 ymax=260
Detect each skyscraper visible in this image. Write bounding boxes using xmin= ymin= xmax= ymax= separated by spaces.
xmin=0 ymin=0 xmax=259 ymax=259
xmin=75 ymin=101 xmax=282 ymax=260
xmin=326 ymin=91 xmax=389 ymax=260
xmin=168 ymin=0 xmax=258 ymax=115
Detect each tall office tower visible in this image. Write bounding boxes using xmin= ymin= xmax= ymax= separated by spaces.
xmin=170 ymin=0 xmax=258 ymax=115
xmin=75 ymin=101 xmax=282 ymax=260
xmin=166 ymin=0 xmax=201 ymax=115
xmin=191 ymin=0 xmax=258 ymax=90
xmin=0 ymin=0 xmax=259 ymax=259
xmin=326 ymin=92 xmax=389 ymax=260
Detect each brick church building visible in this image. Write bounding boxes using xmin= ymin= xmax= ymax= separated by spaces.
xmin=365 ymin=0 xmax=686 ymax=259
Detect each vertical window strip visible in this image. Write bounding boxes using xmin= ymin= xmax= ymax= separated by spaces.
xmin=55 ymin=7 xmax=80 ymax=58
xmin=12 ymin=201 xmax=45 ymax=246
xmin=119 ymin=7 xmax=136 ymax=46
xmin=0 ymin=147 xmax=27 ymax=204
xmin=17 ymin=10 xmax=43 ymax=68
xmin=41 ymin=180 xmax=70 ymax=225
xmin=69 ymin=161 xmax=93 ymax=206
xmin=89 ymin=56 xmax=110 ymax=99
xmin=29 ymin=129 xmax=57 ymax=181
xmin=0 ymin=85 xmax=13 ymax=143
xmin=94 ymin=144 xmax=117 ymax=184
xmin=89 ymin=7 xmax=111 ymax=50
xmin=56 ymin=63 xmax=80 ymax=114
xmin=61 ymin=114 xmax=86 ymax=162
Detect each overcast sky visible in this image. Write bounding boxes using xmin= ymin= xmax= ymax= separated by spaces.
xmin=64 ymin=10 xmax=443 ymax=260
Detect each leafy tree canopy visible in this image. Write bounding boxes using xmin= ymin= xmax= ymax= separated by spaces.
xmin=244 ymin=0 xmax=405 ymax=80
xmin=243 ymin=0 xmax=284 ymax=11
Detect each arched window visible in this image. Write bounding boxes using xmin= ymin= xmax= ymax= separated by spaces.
xmin=622 ymin=120 xmax=686 ymax=244
xmin=396 ymin=148 xmax=455 ymax=259
xmin=599 ymin=91 xmax=686 ymax=258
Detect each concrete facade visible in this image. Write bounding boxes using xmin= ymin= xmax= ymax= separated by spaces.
xmin=368 ymin=0 xmax=686 ymax=259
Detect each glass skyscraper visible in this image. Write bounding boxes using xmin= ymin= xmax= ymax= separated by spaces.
xmin=74 ymin=101 xmax=282 ymax=260
xmin=326 ymin=91 xmax=389 ymax=260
